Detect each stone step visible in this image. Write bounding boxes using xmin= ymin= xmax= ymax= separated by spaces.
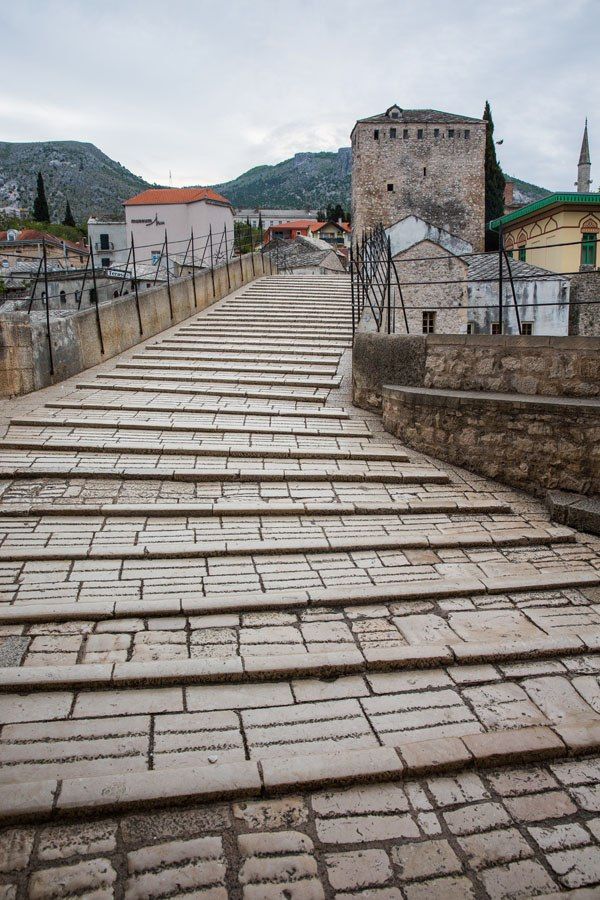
xmin=110 ymin=367 xmax=342 ymax=389
xmin=131 ymin=354 xmax=340 ymax=374
xmin=78 ymin=379 xmax=330 ymax=403
xmin=121 ymin=359 xmax=340 ymax=376
xmin=154 ymin=337 xmax=345 ymax=351
xmin=0 ymin=635 xmax=591 ymax=692
xmin=148 ymin=346 xmax=342 ymax=363
xmin=0 ymin=436 xmax=409 ymax=463
xmin=19 ymin=415 xmax=370 ymax=438
xmin=1 ymin=569 xmax=596 ymax=624
xmin=0 ymin=497 xmax=512 ymax=518
xmin=0 ymin=527 xmax=572 ymax=562
xmin=46 ymin=399 xmax=352 ymax=420
xmin=0 ymin=458 xmax=446 ymax=484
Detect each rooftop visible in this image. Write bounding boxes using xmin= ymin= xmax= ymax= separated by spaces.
xmin=490 ymin=192 xmax=600 ymax=231
xmin=353 ymin=103 xmax=484 ymax=134
xmin=124 ymin=187 xmax=231 ymax=208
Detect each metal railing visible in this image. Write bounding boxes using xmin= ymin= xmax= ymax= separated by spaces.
xmin=350 ymin=225 xmax=599 ymax=338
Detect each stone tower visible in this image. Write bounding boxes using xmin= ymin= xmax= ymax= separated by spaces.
xmin=577 ymin=119 xmax=592 ymax=193
xmin=351 ymin=104 xmax=486 ymax=251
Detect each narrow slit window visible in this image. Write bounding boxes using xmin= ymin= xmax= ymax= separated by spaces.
xmin=387 ymin=183 xmax=394 ymax=192
xmin=374 ymin=129 xmax=379 ymax=140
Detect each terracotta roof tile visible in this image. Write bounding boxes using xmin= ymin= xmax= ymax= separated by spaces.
xmin=124 ymin=188 xmax=231 ymax=207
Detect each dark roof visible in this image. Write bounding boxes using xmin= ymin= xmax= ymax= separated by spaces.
xmin=263 ymin=236 xmax=333 ymax=268
xmin=465 ymin=253 xmax=566 ymax=281
xmin=353 ymin=104 xmax=484 ymax=131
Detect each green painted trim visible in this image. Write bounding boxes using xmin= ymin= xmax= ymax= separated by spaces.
xmin=490 ymin=192 xmax=600 ymax=231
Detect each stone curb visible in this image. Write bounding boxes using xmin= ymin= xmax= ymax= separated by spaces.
xmin=112 ymin=366 xmax=343 ymax=390
xmin=0 ymin=527 xmax=574 ymax=563
xmin=79 ymin=381 xmax=330 ymax=403
xmin=48 ymin=398 xmax=351 ymax=419
xmin=2 ymin=723 xmax=598 ymax=825
xmin=0 ymin=634 xmax=592 ymax=693
xmin=0 ymin=467 xmax=448 ymax=486
xmin=0 ymin=498 xmax=513 ymax=518
xmin=0 ymin=569 xmax=597 ymax=624
xmin=0 ymin=437 xmax=409 ymax=463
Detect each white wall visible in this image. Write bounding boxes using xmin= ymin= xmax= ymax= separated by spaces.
xmin=125 ymin=201 xmax=234 ymax=270
xmin=468 ymin=277 xmax=570 ymax=336
xmin=87 ymin=221 xmax=128 ymax=266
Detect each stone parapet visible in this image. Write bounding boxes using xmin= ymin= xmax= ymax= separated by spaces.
xmin=382 ymin=385 xmax=600 ymax=497
xmin=0 ymin=252 xmax=264 ymax=398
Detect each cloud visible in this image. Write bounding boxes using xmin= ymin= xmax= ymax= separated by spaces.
xmin=1 ymin=0 xmax=597 ymax=191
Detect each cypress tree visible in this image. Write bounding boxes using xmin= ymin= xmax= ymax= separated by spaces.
xmin=483 ymin=101 xmax=506 ymax=250
xmin=62 ymin=199 xmax=76 ymax=227
xmin=33 ymin=172 xmax=50 ymax=222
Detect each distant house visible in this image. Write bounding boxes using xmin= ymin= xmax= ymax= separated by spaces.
xmin=263 ymin=220 xmax=351 ymax=247
xmin=264 ymin=236 xmax=345 ymax=275
xmin=124 ymin=187 xmax=234 ymax=269
xmin=234 ymin=208 xmax=319 ymax=229
xmin=87 ymin=218 xmax=128 ymax=268
xmin=0 ymin=229 xmax=88 ymax=292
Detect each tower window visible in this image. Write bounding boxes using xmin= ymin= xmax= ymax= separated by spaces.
xmin=387 ymin=183 xmax=394 ymax=192
xmin=390 ymin=127 xmax=397 ymax=139
xmin=581 ymin=233 xmax=597 ymax=266
xmin=448 ymin=129 xmax=455 ymax=138
xmin=423 ymin=167 xmax=427 ymax=177
xmin=417 ymin=128 xmax=424 ymax=139
xmin=403 ymin=129 xmax=409 ymax=139
xmin=434 ymin=128 xmax=440 ymax=138
xmin=422 ymin=311 xmax=436 ymax=334
xmin=464 ymin=129 xmax=470 ymax=139
xmin=374 ymin=129 xmax=379 ymax=140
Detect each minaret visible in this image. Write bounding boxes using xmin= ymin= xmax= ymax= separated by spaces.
xmin=577 ymin=119 xmax=591 ymax=193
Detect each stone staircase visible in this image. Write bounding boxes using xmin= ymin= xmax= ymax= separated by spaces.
xmin=1 ymin=274 xmax=600 ymax=895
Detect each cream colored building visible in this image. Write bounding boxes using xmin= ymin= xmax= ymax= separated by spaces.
xmin=124 ymin=187 xmax=234 ymax=269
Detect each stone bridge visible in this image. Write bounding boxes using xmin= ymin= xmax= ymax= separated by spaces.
xmin=0 ymin=274 xmax=600 ymax=897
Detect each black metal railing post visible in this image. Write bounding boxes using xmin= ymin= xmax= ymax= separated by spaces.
xmin=42 ymin=238 xmax=54 ymax=375
xmin=165 ymin=229 xmax=173 ymax=319
xmin=190 ymin=229 xmax=198 ymax=308
xmin=350 ymin=244 xmax=356 ymax=338
xmin=224 ymin=224 xmax=231 ymax=290
xmin=209 ymin=226 xmax=216 ymax=297
xmin=89 ymin=244 xmax=104 ymax=354
xmin=131 ymin=236 xmax=143 ymax=335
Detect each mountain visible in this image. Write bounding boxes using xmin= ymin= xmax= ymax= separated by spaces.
xmin=0 ymin=141 xmax=151 ymax=223
xmin=506 ymin=176 xmax=553 ymax=206
xmin=0 ymin=140 xmax=552 ymax=223
xmin=211 ymin=148 xmax=352 ymax=209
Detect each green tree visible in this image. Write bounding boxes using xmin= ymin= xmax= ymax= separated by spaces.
xmin=33 ymin=172 xmax=50 ymax=222
xmin=62 ymin=199 xmax=76 ymax=227
xmin=483 ymin=101 xmax=506 ymax=250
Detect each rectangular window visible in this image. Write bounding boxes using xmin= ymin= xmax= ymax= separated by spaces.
xmin=101 ymin=257 xmax=110 ymax=267
xmin=422 ymin=311 xmax=436 ymax=334
xmin=423 ymin=167 xmax=427 ymax=177
xmin=491 ymin=322 xmax=502 ymax=335
xmin=448 ymin=129 xmax=455 ymax=138
xmin=464 ymin=129 xmax=470 ymax=139
xmin=403 ymin=128 xmax=409 ymax=139
xmin=518 ymin=246 xmax=526 ymax=262
xmin=434 ymin=128 xmax=440 ymax=138
xmin=374 ymin=129 xmax=379 ymax=140
xmin=417 ymin=128 xmax=424 ymax=139
xmin=387 ymin=183 xmax=394 ymax=192
xmin=581 ymin=233 xmax=597 ymax=266
xmin=466 ymin=322 xmax=475 ymax=334
xmin=390 ymin=127 xmax=397 ymax=139
xmin=521 ymin=322 xmax=533 ymax=335
xmin=99 ymin=233 xmax=110 ymax=250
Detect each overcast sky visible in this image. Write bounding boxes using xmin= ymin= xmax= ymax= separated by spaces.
xmin=2 ymin=0 xmax=597 ymax=191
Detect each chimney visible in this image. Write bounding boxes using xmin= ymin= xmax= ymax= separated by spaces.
xmin=504 ymin=181 xmax=514 ymax=211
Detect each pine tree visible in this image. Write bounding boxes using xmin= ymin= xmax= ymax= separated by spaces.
xmin=62 ymin=199 xmax=75 ymax=227
xmin=483 ymin=101 xmax=506 ymax=250
xmin=33 ymin=172 xmax=50 ymax=222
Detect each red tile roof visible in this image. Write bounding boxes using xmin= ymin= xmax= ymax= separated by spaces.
xmin=311 ymin=221 xmax=351 ymax=233
xmin=0 ymin=229 xmax=87 ymax=252
xmin=124 ymin=188 xmax=231 ymax=207
xmin=267 ymin=220 xmax=317 ymax=231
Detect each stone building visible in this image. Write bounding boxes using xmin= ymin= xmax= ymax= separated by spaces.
xmin=393 ymin=240 xmax=469 ymax=335
xmin=351 ymin=104 xmax=486 ymax=250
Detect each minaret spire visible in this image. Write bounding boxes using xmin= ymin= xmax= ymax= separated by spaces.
xmin=577 ymin=119 xmax=592 ymax=193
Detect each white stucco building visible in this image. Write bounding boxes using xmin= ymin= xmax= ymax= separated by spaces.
xmin=234 ymin=208 xmax=318 ymax=229
xmin=87 ymin=218 xmax=128 ymax=268
xmin=124 ymin=188 xmax=234 ymax=269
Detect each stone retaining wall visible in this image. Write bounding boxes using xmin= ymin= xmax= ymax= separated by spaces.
xmin=0 ymin=252 xmax=264 ymax=398
xmin=383 ymin=386 xmax=600 ymax=498
xmin=353 ymin=332 xmax=600 ymax=409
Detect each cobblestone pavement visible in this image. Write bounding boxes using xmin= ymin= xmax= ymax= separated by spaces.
xmin=0 ymin=274 xmax=600 ymax=897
